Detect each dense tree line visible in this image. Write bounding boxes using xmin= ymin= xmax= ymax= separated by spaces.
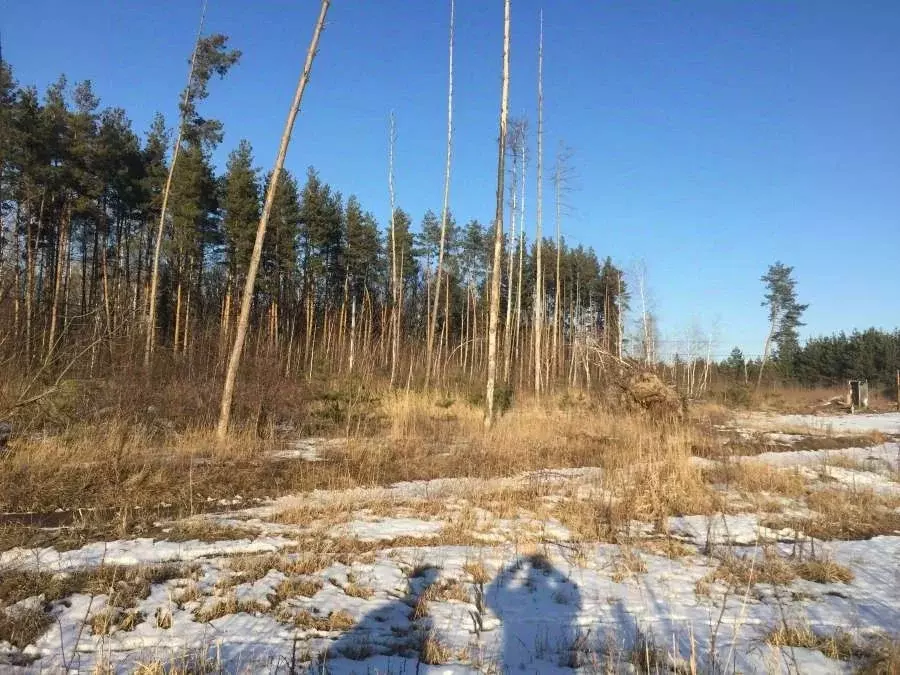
xmin=0 ymin=56 xmax=629 ymax=390
xmin=719 ymin=328 xmax=900 ymax=395
xmin=792 ymin=329 xmax=900 ymax=391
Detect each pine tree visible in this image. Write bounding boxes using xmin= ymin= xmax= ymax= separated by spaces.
xmin=344 ymin=195 xmax=383 ymax=301
xmin=145 ymin=29 xmax=240 ymax=365
xmin=758 ymin=261 xmax=808 ymax=387
xmin=221 ymin=140 xmax=261 ymax=283
xmin=262 ymin=169 xmax=301 ymax=298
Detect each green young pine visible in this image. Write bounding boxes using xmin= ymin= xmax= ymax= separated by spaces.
xmin=221 ymin=139 xmax=261 ymax=283
xmin=262 ymin=168 xmax=301 ymax=298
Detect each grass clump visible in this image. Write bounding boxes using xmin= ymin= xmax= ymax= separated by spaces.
xmin=795 ymin=558 xmax=855 ymax=584
xmin=193 ymin=594 xmax=266 ymax=623
xmin=89 ymin=607 xmax=145 ymax=636
xmin=709 ymin=552 xmax=797 ymax=588
xmin=289 ymin=609 xmax=355 ymax=632
xmin=273 ymin=577 xmax=323 ymax=602
xmin=419 ymin=632 xmax=454 ymax=665
xmin=766 ymin=623 xmax=859 ymax=661
xmin=164 ymin=521 xmax=260 ymax=543
xmin=0 ymin=605 xmax=53 ymax=649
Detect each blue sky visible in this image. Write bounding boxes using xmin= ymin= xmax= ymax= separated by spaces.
xmin=4 ymin=0 xmax=899 ymax=358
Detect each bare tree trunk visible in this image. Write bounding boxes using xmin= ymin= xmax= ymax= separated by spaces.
xmin=514 ymin=133 xmax=526 ymax=365
xmin=46 ymin=199 xmax=70 ymax=362
xmin=552 ymin=156 xmax=561 ymax=383
xmin=174 ymin=276 xmax=183 ymax=353
xmin=388 ymin=112 xmax=400 ymax=388
xmin=533 ymin=11 xmax=544 ymax=395
xmin=145 ymin=0 xmax=208 ymax=368
xmin=217 ymin=0 xmax=330 ymax=438
xmin=637 ymin=263 xmax=654 ymax=365
xmin=485 ymin=0 xmax=511 ymax=429
xmin=503 ymin=148 xmax=517 ymax=383
xmin=757 ymin=318 xmax=776 ymax=391
xmin=425 ymin=0 xmax=455 ymax=387
xmin=348 ymin=295 xmax=356 ymax=374
xmin=13 ymin=206 xmax=21 ymax=336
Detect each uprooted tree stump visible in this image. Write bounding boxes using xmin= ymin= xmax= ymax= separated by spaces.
xmin=621 ymin=371 xmax=685 ymax=421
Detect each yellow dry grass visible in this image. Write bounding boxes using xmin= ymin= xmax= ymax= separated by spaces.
xmin=766 ymin=623 xmax=859 ymax=661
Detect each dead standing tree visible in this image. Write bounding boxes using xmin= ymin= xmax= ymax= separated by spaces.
xmin=550 ymin=142 xmax=573 ymax=382
xmin=217 ymin=0 xmax=331 ymax=439
xmin=485 ymin=0 xmax=511 ymax=429
xmin=425 ymin=0 xmax=455 ymax=387
xmin=533 ymin=10 xmax=544 ymax=395
xmin=388 ymin=112 xmax=400 ymax=388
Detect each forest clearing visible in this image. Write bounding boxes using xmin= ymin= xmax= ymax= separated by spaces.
xmin=2 ymin=0 xmax=900 ymax=672
xmin=1 ymin=399 xmax=899 ymax=673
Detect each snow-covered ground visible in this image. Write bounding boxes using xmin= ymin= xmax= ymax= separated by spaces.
xmin=738 ymin=412 xmax=900 ymax=436
xmin=2 ymin=412 xmax=900 ymax=673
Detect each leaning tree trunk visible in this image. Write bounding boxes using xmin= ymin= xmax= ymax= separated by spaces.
xmin=756 ymin=316 xmax=777 ymax=391
xmin=144 ymin=0 xmax=208 ymax=368
xmin=217 ymin=0 xmax=331 ymax=439
xmin=485 ymin=0 xmax=511 ymax=429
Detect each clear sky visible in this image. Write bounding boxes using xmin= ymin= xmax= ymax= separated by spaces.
xmin=4 ymin=0 xmax=899 ymax=358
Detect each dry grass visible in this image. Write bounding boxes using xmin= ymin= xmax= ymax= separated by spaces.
xmin=711 ymin=551 xmax=798 ymax=588
xmin=555 ymin=461 xmax=718 ymax=542
xmin=0 ymin=605 xmax=53 ymax=649
xmin=764 ymin=488 xmax=900 ymax=540
xmin=193 ymin=594 xmax=266 ymax=623
xmin=428 ymin=579 xmax=471 ymax=603
xmin=344 ymin=581 xmax=375 ymax=600
xmin=702 ymin=461 xmax=806 ymax=498
xmin=85 ymin=564 xmax=197 ymax=608
xmin=132 ymin=648 xmax=225 ymax=674
xmin=419 ymin=632 xmax=454 ymax=665
xmin=634 ymin=536 xmax=694 ymax=559
xmin=765 ymin=623 xmax=860 ymax=660
xmin=164 ymin=521 xmax=261 ymax=543
xmin=273 ymin=576 xmax=323 ymax=601
xmin=858 ymin=636 xmax=900 ymax=674
xmin=610 ymin=548 xmax=648 ymax=583
xmin=463 ymin=560 xmax=490 ymax=585
xmin=0 ymin=562 xmax=194 ymax=612
xmin=795 ymin=558 xmax=855 ymax=584
xmin=702 ymin=550 xmax=854 ymax=591
xmin=2 ymin=390 xmax=723 ymax=554
xmin=288 ymin=608 xmax=355 ymax=632
xmin=0 ymin=568 xmax=87 ymax=605
xmin=89 ymin=607 xmax=145 ymax=635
